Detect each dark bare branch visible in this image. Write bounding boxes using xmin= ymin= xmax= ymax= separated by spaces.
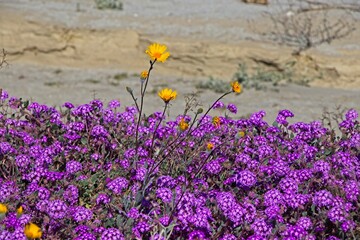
xmin=300 ymin=0 xmax=360 ymax=13
xmin=0 ymin=49 xmax=8 ymax=69
xmin=259 ymin=0 xmax=357 ymax=54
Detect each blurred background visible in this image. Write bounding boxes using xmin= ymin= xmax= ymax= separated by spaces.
xmin=0 ymin=0 xmax=359 ymax=123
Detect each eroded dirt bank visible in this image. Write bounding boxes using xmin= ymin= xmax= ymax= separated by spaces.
xmin=0 ymin=0 xmax=359 ymax=123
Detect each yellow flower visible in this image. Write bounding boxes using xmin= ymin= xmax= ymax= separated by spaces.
xmin=140 ymin=70 xmax=148 ymax=80
xmin=212 ymin=116 xmax=221 ymax=128
xmin=179 ymin=118 xmax=189 ymax=131
xmin=0 ymin=203 xmax=7 ymax=214
xmin=231 ymin=81 xmax=242 ymax=93
xmin=237 ymin=131 xmax=245 ymax=138
xmin=158 ymin=88 xmax=177 ymax=103
xmin=17 ymin=206 xmax=23 ymax=215
xmin=24 ymin=223 xmax=42 ymax=239
xmin=145 ymin=43 xmax=170 ymax=63
xmin=207 ymin=142 xmax=214 ymax=151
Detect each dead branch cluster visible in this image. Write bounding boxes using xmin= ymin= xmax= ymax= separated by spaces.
xmin=262 ymin=0 xmax=359 ymax=54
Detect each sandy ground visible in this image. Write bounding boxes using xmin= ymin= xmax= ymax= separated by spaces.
xmin=0 ymin=0 xmax=359 ymax=123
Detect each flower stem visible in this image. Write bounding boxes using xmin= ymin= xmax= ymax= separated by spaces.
xmin=150 ymin=90 xmax=232 ymax=171
xmin=195 ymin=91 xmax=231 ymax=128
xmin=135 ymin=60 xmax=156 ymax=155
xmin=140 ymin=90 xmax=233 ymax=197
xmin=149 ymin=103 xmax=168 ymax=158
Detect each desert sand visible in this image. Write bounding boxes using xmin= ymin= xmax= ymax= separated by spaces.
xmin=0 ymin=0 xmax=359 ymax=123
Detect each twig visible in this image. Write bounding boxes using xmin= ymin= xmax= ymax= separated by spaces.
xmin=0 ymin=49 xmax=8 ymax=69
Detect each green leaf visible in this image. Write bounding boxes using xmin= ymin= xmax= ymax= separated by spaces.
xmin=324 ymin=149 xmax=333 ymax=156
xmin=116 ymin=215 xmax=123 ymax=228
xmin=135 ymin=192 xmax=143 ymax=205
xmin=91 ymin=174 xmax=98 ymax=183
xmin=104 ymin=219 xmax=115 ymax=228
xmin=311 ymin=204 xmax=316 ymax=215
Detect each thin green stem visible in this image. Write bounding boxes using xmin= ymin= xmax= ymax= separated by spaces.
xmin=149 ymin=103 xmax=168 ymax=159
xmin=139 ymin=90 xmax=233 ymax=202
xmin=193 ymin=142 xmax=226 ymax=179
xmin=149 ymin=90 xmax=232 ymax=173
xmin=168 ymin=145 xmax=221 ymax=222
xmin=195 ymin=91 xmax=231 ymax=128
xmin=142 ymin=59 xmax=157 ymax=96
xmin=128 ymin=88 xmax=140 ymax=113
xmin=135 ymin=60 xmax=156 ymax=154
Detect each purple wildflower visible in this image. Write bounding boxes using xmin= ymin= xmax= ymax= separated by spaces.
xmin=279 ymin=178 xmax=298 ymax=193
xmin=227 ymin=203 xmax=246 ymax=226
xmin=74 ymin=233 xmax=96 ymax=240
xmin=133 ymin=221 xmax=151 ymax=238
xmin=313 ymin=190 xmax=333 ymax=208
xmin=205 ymin=160 xmax=222 ymax=174
xmin=344 ymin=180 xmax=359 ymax=201
xmin=251 ymin=218 xmax=272 ymax=237
xmin=91 ymin=125 xmax=108 ymax=138
xmin=106 ymin=177 xmax=128 ymax=194
xmin=96 ymin=193 xmax=111 ymax=205
xmin=216 ymin=192 xmax=236 ymax=212
xmin=66 ymin=160 xmax=83 ymax=174
xmin=264 ymin=189 xmax=283 ymax=207
xmin=15 ymin=155 xmax=31 ymax=169
xmin=341 ymin=220 xmax=356 ymax=232
xmin=101 ymin=228 xmax=125 ymax=240
xmin=236 ymin=170 xmax=257 ymax=188
xmin=327 ymin=206 xmax=347 ymax=223
xmin=48 ymin=200 xmax=68 ymax=219
xmin=108 ymin=99 xmax=121 ymax=109
xmin=156 ymin=187 xmax=173 ymax=203
xmin=282 ymin=225 xmax=307 ymax=239
xmin=63 ymin=102 xmax=75 ymax=109
xmin=37 ymin=187 xmax=50 ymax=200
xmin=296 ymin=217 xmax=312 ymax=230
xmin=345 ymin=108 xmax=358 ymax=120
xmin=127 ymin=208 xmax=139 ymax=219
xmin=220 ymin=234 xmax=237 ymax=240
xmin=159 ymin=215 xmax=170 ymax=226
xmin=10 ymin=228 xmax=26 ymax=240
xmin=227 ymin=103 xmax=237 ymax=114
xmin=213 ymin=101 xmax=225 ymax=109
xmin=188 ymin=230 xmax=208 ymax=240
xmin=72 ymin=206 xmax=93 ymax=222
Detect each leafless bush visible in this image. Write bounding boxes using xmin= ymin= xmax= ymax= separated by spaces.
xmin=0 ymin=49 xmax=8 ymax=69
xmin=94 ymin=0 xmax=123 ymax=10
xmin=262 ymin=0 xmax=358 ymax=54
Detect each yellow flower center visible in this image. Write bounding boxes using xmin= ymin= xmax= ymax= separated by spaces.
xmin=140 ymin=70 xmax=148 ymax=80
xmin=24 ymin=223 xmax=42 ymax=239
xmin=238 ymin=131 xmax=245 ymax=138
xmin=0 ymin=203 xmax=7 ymax=214
xmin=17 ymin=206 xmax=23 ymax=215
xmin=207 ymin=142 xmax=214 ymax=151
xmin=153 ymin=52 xmax=162 ymax=59
xmin=179 ymin=118 xmax=189 ymax=131
xmin=212 ymin=116 xmax=221 ymax=127
xmin=231 ymin=81 xmax=242 ymax=93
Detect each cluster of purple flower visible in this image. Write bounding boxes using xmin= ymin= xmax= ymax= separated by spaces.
xmin=0 ymin=89 xmax=359 ymax=239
